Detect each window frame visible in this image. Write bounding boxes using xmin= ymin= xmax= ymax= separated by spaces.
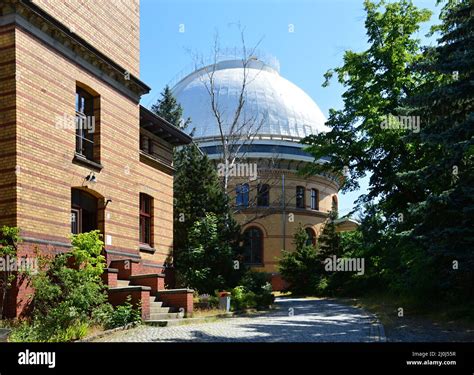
xmin=257 ymin=184 xmax=270 ymax=207
xmin=305 ymin=227 xmax=316 ymax=247
xmin=296 ymin=186 xmax=305 ymax=209
xmin=236 ymin=183 xmax=250 ymax=207
xmin=75 ymin=87 xmax=95 ymax=161
xmin=311 ymin=189 xmax=319 ymax=210
xmin=242 ymin=227 xmax=264 ymax=266
xmin=139 ymin=193 xmax=153 ymax=246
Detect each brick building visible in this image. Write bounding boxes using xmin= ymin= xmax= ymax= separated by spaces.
xmin=0 ymin=0 xmax=193 ymax=320
xmin=172 ymin=59 xmax=358 ymax=290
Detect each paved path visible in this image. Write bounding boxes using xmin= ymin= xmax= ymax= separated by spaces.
xmin=94 ymin=298 xmax=384 ymax=342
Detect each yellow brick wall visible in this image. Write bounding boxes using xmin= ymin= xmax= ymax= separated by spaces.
xmin=32 ymin=0 xmax=140 ymax=77
xmin=231 ymin=171 xmax=339 ymax=273
xmin=0 ymin=25 xmax=16 ymax=227
xmin=14 ymin=26 xmax=171 ymax=267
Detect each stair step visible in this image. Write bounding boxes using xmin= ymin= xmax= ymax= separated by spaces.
xmin=150 ymin=307 xmax=172 ymax=313
xmin=148 ymin=312 xmax=183 ymax=320
xmin=149 ymin=301 xmax=163 ymax=308
xmin=116 ymin=279 xmax=130 ymax=287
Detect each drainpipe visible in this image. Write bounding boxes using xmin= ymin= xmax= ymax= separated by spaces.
xmin=282 ymin=173 xmax=286 ymax=251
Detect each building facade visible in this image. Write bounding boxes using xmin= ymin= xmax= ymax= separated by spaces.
xmin=172 ymin=58 xmax=356 ymax=290
xmin=0 ymin=0 xmax=193 ymax=319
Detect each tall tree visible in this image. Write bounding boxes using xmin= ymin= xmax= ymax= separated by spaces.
xmin=151 ymin=85 xmax=191 ymax=130
xmin=173 ymin=144 xmax=243 ymax=289
xmin=404 ymin=0 xmax=474 ymax=300
xmin=317 ymin=208 xmax=342 ymax=261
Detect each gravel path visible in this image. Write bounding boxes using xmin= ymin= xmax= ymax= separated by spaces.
xmin=94 ymin=298 xmax=384 ymax=342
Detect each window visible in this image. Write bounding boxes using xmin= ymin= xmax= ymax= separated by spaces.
xmin=71 ymin=188 xmax=98 ymax=234
xmin=311 ymin=189 xmax=319 ymax=210
xmin=71 ymin=208 xmax=81 ymax=235
xmin=296 ymin=186 xmax=305 ymax=208
xmin=236 ymin=183 xmax=249 ymax=207
xmin=75 ymin=87 xmax=96 ymax=161
xmin=139 ymin=193 xmax=153 ymax=246
xmin=305 ymin=227 xmax=316 ymax=247
xmin=257 ymin=184 xmax=270 ymax=207
xmin=242 ymin=227 xmax=263 ymax=265
xmin=140 ymin=134 xmax=153 ymax=154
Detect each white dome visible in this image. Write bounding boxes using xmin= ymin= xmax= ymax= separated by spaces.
xmin=172 ymin=59 xmax=328 ymax=140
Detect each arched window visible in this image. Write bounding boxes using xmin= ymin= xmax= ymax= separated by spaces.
xmin=257 ymin=184 xmax=270 ymax=207
xmin=311 ymin=189 xmax=319 ymax=210
xmin=242 ymin=227 xmax=263 ymax=265
xmin=236 ymin=183 xmax=249 ymax=207
xmin=305 ymin=227 xmax=316 ymax=247
xmin=296 ymin=186 xmax=305 ymax=208
xmin=332 ymin=195 xmax=338 ymax=211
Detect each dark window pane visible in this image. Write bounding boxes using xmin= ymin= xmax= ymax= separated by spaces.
xmin=257 ymin=184 xmax=270 ymax=207
xmin=243 ymin=227 xmax=263 ymax=265
xmin=296 ymin=186 xmax=305 ymax=208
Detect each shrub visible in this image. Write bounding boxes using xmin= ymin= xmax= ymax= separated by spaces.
xmin=11 ymin=231 xmax=108 ymax=342
xmin=103 ymin=298 xmax=142 ymax=330
xmin=0 ymin=226 xmax=21 ymax=319
xmin=278 ymin=227 xmax=321 ymax=296
xmin=230 ymin=283 xmax=274 ymax=311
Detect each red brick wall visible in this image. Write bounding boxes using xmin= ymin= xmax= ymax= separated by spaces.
xmin=108 ymin=288 xmax=150 ymax=320
xmin=157 ymin=290 xmax=194 ymax=315
xmin=5 ymin=241 xmax=69 ymax=318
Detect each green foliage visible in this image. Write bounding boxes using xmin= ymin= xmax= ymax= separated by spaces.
xmin=0 ymin=226 xmax=21 ymax=319
xmin=302 ymin=0 xmax=473 ymax=303
xmin=151 ymin=85 xmax=191 ymax=130
xmin=173 ymin=143 xmax=244 ymax=292
xmin=230 ymin=283 xmax=274 ymax=311
xmin=12 ymin=231 xmax=108 ymax=342
xmin=103 ymin=296 xmax=142 ymax=329
xmin=317 ymin=209 xmax=342 ymax=260
xmin=278 ymin=227 xmax=321 ymax=295
xmin=178 ymin=213 xmax=240 ymax=294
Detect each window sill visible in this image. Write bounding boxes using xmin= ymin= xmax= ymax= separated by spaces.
xmin=245 ymin=263 xmax=264 ymax=268
xmin=73 ymin=153 xmax=103 ymax=171
xmin=139 ymin=244 xmax=156 ymax=254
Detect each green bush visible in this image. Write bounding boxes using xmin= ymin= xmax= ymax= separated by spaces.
xmin=230 ymin=282 xmax=274 ymax=311
xmin=11 ymin=231 xmax=108 ymax=342
xmin=278 ymin=227 xmax=321 ymax=296
xmin=103 ymin=298 xmax=142 ymax=330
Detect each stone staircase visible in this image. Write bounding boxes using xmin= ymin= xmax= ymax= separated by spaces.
xmin=103 ymin=259 xmax=193 ymax=323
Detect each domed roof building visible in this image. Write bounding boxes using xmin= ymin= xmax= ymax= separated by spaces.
xmin=172 ymin=57 xmax=352 ymax=290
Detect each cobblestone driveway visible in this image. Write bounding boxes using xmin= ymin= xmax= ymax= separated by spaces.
xmin=94 ymin=298 xmax=384 ymax=342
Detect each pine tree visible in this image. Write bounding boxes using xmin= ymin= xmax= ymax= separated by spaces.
xmin=405 ymin=0 xmax=474 ymax=300
xmin=173 ymin=144 xmax=243 ymax=290
xmin=278 ymin=227 xmax=320 ymax=295
xmin=317 ymin=208 xmax=342 ymax=260
xmin=151 ymin=85 xmax=191 ymax=130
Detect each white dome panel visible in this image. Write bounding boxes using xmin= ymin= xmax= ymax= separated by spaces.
xmin=172 ymin=59 xmax=328 ymax=140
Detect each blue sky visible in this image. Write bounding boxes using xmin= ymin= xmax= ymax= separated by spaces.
xmin=139 ymin=0 xmax=441 ymax=216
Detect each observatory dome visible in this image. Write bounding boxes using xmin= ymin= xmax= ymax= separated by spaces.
xmin=172 ymin=59 xmax=328 ymax=140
